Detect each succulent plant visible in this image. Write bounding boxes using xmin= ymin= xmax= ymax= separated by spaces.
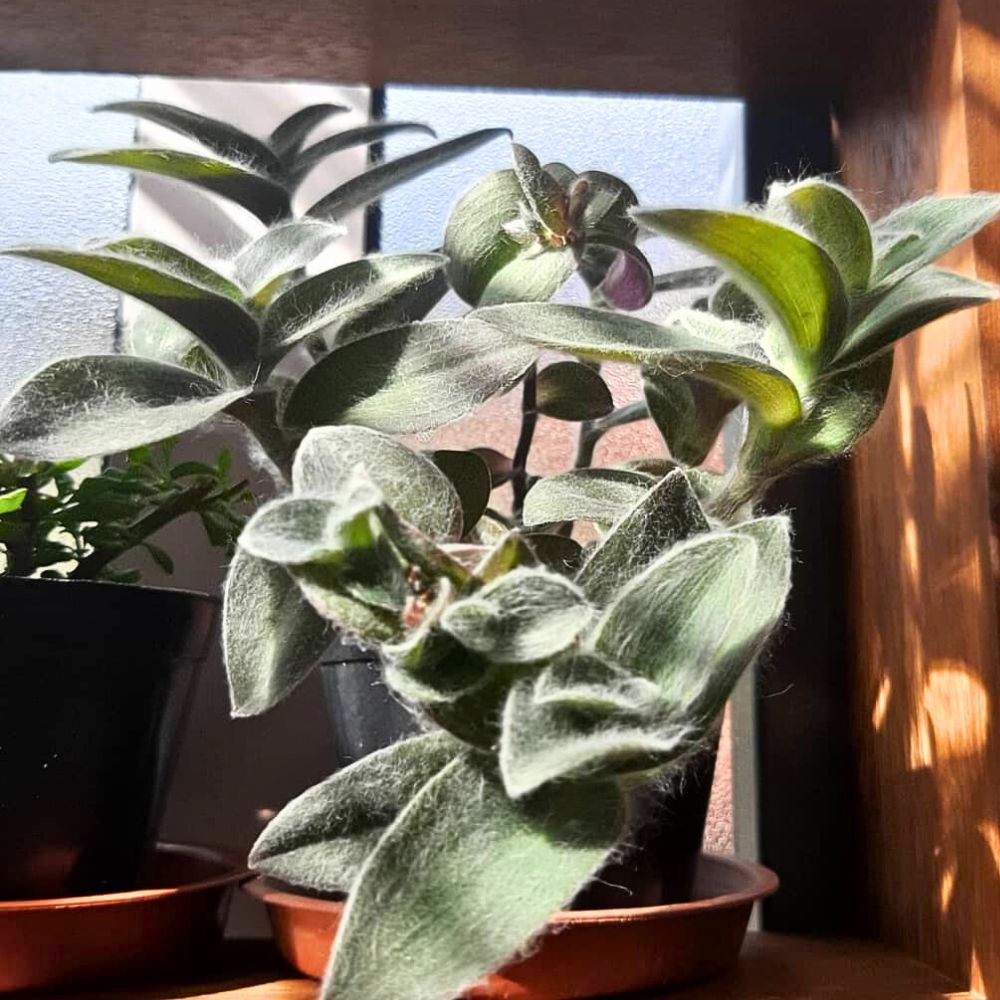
xmin=3 ymin=104 xmax=1000 ymax=1000
xmin=215 ymin=161 xmax=1000 ymax=1000
xmin=0 ymin=104 xmax=511 ymax=476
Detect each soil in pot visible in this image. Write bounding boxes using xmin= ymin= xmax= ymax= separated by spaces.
xmin=0 ymin=576 xmax=217 ymax=899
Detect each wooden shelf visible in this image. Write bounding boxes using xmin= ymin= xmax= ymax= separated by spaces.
xmin=40 ymin=933 xmax=970 ymax=1000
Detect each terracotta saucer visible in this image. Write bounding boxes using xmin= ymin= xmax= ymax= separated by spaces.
xmin=246 ymin=852 xmax=777 ymax=999
xmin=0 ymin=843 xmax=248 ymax=993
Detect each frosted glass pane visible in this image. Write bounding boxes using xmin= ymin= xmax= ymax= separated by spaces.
xmin=0 ymin=71 xmax=138 ymax=397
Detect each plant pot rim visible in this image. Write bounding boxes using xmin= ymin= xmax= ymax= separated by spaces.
xmin=245 ymin=853 xmax=777 ymax=925
xmin=0 ymin=844 xmax=247 ymax=911
xmin=0 ymin=573 xmax=218 ymax=605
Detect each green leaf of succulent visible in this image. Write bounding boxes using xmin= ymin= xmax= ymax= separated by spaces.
xmin=473 ymin=303 xmax=802 ymax=428
xmin=223 ymin=549 xmax=331 ymax=717
xmin=240 ymin=495 xmax=360 ymax=566
xmin=471 ymin=532 xmax=538 ymax=583
xmin=0 ymin=487 xmax=27 ymax=514
xmin=95 ymin=100 xmax=284 ymax=177
xmin=101 ymin=237 xmax=245 ymax=301
xmin=544 ymin=162 xmax=577 ymax=187
xmin=768 ymin=178 xmax=874 ymax=293
xmin=293 ymin=426 xmax=463 ymax=539
xmin=307 ymin=128 xmax=510 ymax=220
xmin=52 ymin=147 xmax=291 ymax=224
xmin=577 ymin=170 xmax=639 ymax=242
xmin=429 ymin=450 xmax=491 ymax=536
xmin=250 ymin=732 xmax=459 ymax=893
xmin=500 ymin=656 xmax=694 ymax=797
xmin=293 ymin=560 xmax=403 ymax=642
xmin=282 ymin=318 xmax=536 ymax=435
xmin=4 ymin=244 xmax=259 ymax=376
xmin=534 ymin=361 xmax=614 ymax=422
xmin=123 ymin=305 xmax=229 ymax=384
xmin=0 ymin=356 xmax=246 ymax=460
xmin=478 ymin=245 xmax=577 ymax=306
xmin=577 ymin=468 xmax=709 ymax=604
xmin=873 ymin=193 xmax=1000 ymax=285
xmin=290 ymin=122 xmax=438 ymax=187
xmin=834 ymin=267 xmax=998 ymax=370
xmin=738 ymin=353 xmax=894 ymax=484
xmin=512 ymin=143 xmax=567 ymax=234
xmin=594 ymin=519 xmax=791 ymax=721
xmin=234 ymin=220 xmax=346 ymax=298
xmin=262 ymin=253 xmax=448 ymax=355
xmin=322 ymin=754 xmax=622 ymax=1000
xmin=443 ymin=169 xmax=526 ymax=306
xmin=644 ymin=368 xmax=739 ymax=467
xmin=441 ymin=567 xmax=592 ymax=664
xmin=523 ymin=468 xmax=654 ymax=528
xmin=269 ymin=103 xmax=349 ymax=162
xmin=634 ymin=207 xmax=849 ymax=378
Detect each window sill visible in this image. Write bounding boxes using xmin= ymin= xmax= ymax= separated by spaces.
xmin=44 ymin=933 xmax=970 ymax=999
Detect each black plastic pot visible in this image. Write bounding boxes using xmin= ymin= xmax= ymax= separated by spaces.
xmin=320 ymin=636 xmax=418 ymax=769
xmin=0 ymin=576 xmax=217 ymax=900
xmin=319 ymin=636 xmax=718 ymax=908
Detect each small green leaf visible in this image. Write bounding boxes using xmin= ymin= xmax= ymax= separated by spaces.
xmin=500 ymin=657 xmax=693 ymax=797
xmin=594 ymin=520 xmax=791 ymax=720
xmin=430 ymin=450 xmax=492 ymax=536
xmin=535 ymin=361 xmax=614 ymax=421
xmin=0 ymin=356 xmax=246 ymax=460
xmin=768 ymin=178 xmax=874 ymax=293
xmin=96 ymin=100 xmax=283 ymax=177
xmin=635 ymin=207 xmax=849 ymax=377
xmin=269 ymin=102 xmax=350 ymax=162
xmin=290 ymin=122 xmax=437 ymax=186
xmin=577 ymin=469 xmax=709 ymax=604
xmin=282 ymin=318 xmax=536 ymax=435
xmin=578 ymin=170 xmax=638 ymax=241
xmin=441 ymin=567 xmax=592 ymax=664
xmin=443 ymin=169 xmax=526 ymax=306
xmin=249 ymin=733 xmax=459 ymax=894
xmin=739 ymin=354 xmax=894 ymax=482
xmin=523 ymin=468 xmax=654 ymax=528
xmin=473 ymin=303 xmax=802 ymax=428
xmin=307 ymin=128 xmax=510 ymax=220
xmin=478 ymin=245 xmax=576 ymax=306
xmin=835 ymin=267 xmax=999 ymax=369
xmin=293 ymin=426 xmax=463 ymax=539
xmin=0 ymin=487 xmax=27 ymax=514
xmin=873 ymin=193 xmax=1000 ymax=285
xmin=512 ymin=143 xmax=567 ymax=234
xmin=223 ymin=549 xmax=331 ymax=717
xmin=102 ymin=237 xmax=245 ymax=300
xmin=5 ymin=244 xmax=259 ymax=375
xmin=52 ymin=147 xmax=292 ymax=224
xmin=234 ymin=220 xmax=346 ymax=297
xmin=644 ymin=369 xmax=738 ymax=467
xmin=263 ymin=253 xmax=448 ymax=354
xmin=323 ymin=755 xmax=622 ymax=1000
xmin=141 ymin=541 xmax=175 ymax=574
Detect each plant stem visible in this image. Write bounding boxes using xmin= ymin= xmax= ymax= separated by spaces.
xmin=72 ymin=482 xmax=214 ymax=580
xmin=511 ymin=365 xmax=538 ymax=522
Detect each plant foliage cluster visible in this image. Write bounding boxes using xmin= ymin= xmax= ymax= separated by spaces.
xmin=2 ymin=102 xmax=999 ymax=1000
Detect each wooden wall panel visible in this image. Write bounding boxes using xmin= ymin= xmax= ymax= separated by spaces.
xmin=0 ymin=0 xmax=912 ymax=100
xmin=837 ymin=0 xmax=1000 ymax=992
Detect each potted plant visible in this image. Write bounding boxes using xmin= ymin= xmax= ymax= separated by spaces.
xmin=0 ymin=440 xmax=249 ymax=901
xmin=218 ymin=160 xmax=1000 ymax=1000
